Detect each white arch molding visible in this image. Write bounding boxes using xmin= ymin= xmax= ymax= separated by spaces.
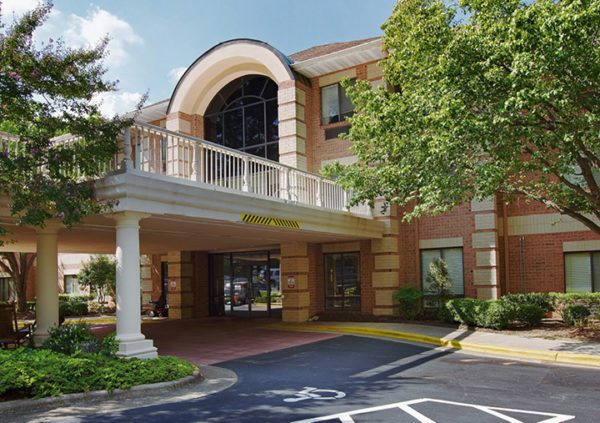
xmin=168 ymin=40 xmax=296 ymax=117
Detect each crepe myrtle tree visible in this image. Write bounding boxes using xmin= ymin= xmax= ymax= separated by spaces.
xmin=324 ymin=0 xmax=600 ymax=235
xmin=0 ymin=1 xmax=142 ymax=244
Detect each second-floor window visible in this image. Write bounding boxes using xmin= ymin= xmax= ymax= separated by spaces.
xmin=321 ymin=81 xmax=355 ymax=126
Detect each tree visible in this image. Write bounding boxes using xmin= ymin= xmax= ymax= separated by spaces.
xmin=325 ymin=0 xmax=600 ymax=235
xmin=77 ymin=255 xmax=116 ymax=303
xmin=424 ymin=257 xmax=454 ymax=307
xmin=0 ymin=2 xmax=140 ymax=244
xmin=0 ymin=252 xmax=36 ymax=311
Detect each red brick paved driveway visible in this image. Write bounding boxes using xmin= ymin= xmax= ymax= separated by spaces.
xmin=91 ymin=317 xmax=339 ymax=365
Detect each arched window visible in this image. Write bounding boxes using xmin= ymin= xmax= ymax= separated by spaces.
xmin=204 ymin=75 xmax=279 ymax=162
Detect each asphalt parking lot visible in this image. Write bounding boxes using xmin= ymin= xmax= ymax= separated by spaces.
xmin=14 ymin=334 xmax=599 ymax=422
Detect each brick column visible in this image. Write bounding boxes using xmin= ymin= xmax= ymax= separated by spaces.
xmin=192 ymin=251 xmax=210 ymax=318
xmin=281 ymin=242 xmax=311 ymax=322
xmin=167 ymin=251 xmax=194 ymax=319
xmin=471 ymin=198 xmax=501 ymax=300
xmin=278 ymin=80 xmax=308 ymax=170
xmin=371 ymin=202 xmax=400 ymax=316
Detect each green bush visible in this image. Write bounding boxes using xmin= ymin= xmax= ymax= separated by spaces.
xmin=0 ymin=348 xmax=196 ymax=399
xmin=58 ymin=301 xmax=88 ymax=317
xmin=392 ymin=284 xmax=423 ymax=320
xmin=88 ymin=302 xmax=114 ymax=314
xmin=562 ymin=304 xmax=591 ymax=326
xmin=514 ymin=304 xmax=545 ymax=328
xmin=441 ymin=298 xmax=516 ymax=329
xmin=41 ymin=323 xmax=117 ymax=357
xmin=501 ymin=293 xmax=553 ymax=313
xmin=58 ymin=294 xmax=94 ymax=303
xmin=440 ymin=298 xmax=478 ymax=325
xmin=474 ymin=301 xmax=516 ymax=330
xmin=58 ymin=302 xmax=72 ymax=317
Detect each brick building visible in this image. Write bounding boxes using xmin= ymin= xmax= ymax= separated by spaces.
xmin=1 ymin=37 xmax=598 ymax=358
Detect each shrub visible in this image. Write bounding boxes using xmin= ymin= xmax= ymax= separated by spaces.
xmin=474 ymin=301 xmax=516 ymax=330
xmin=501 ymin=293 xmax=553 ymax=313
xmin=0 ymin=349 xmax=196 ymax=399
xmin=58 ymin=302 xmax=73 ymax=317
xmin=41 ymin=323 xmax=117 ymax=357
xmin=439 ymin=298 xmax=478 ymax=325
xmin=58 ymin=294 xmax=94 ymax=303
xmin=562 ymin=304 xmax=591 ymax=326
xmin=392 ymin=284 xmax=423 ymax=320
xmin=514 ymin=304 xmax=545 ymax=327
xmin=441 ymin=298 xmax=516 ymax=329
xmin=88 ymin=302 xmax=114 ymax=314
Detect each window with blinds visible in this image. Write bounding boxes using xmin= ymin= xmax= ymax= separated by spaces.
xmin=564 ymin=252 xmax=600 ymax=293
xmin=420 ymin=248 xmax=464 ymax=296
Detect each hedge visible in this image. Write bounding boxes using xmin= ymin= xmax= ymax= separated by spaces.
xmin=501 ymin=293 xmax=553 ymax=313
xmin=58 ymin=294 xmax=95 ymax=303
xmin=440 ymin=298 xmax=545 ymax=330
xmin=0 ymin=349 xmax=196 ymax=399
xmin=58 ymin=301 xmax=88 ymax=317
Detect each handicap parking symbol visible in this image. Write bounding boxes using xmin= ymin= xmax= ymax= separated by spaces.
xmin=284 ymin=386 xmax=346 ymax=403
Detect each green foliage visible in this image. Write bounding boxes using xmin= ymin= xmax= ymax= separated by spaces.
xmin=0 ymin=348 xmax=195 ymax=399
xmin=441 ymin=298 xmax=516 ymax=329
xmin=58 ymin=301 xmax=88 ymax=317
xmin=77 ymin=255 xmax=116 ymax=303
xmin=253 ymin=292 xmax=280 ymax=303
xmin=424 ymin=258 xmax=454 ymax=306
xmin=324 ymin=0 xmax=600 ymax=235
xmin=0 ymin=3 xmax=142 ymax=244
xmin=562 ymin=304 xmax=591 ymax=326
xmin=514 ymin=304 xmax=545 ymax=328
xmin=58 ymin=294 xmax=94 ymax=303
xmin=41 ymin=323 xmax=116 ymax=356
xmin=392 ymin=284 xmax=423 ymax=319
xmin=501 ymin=293 xmax=553 ymax=313
xmin=88 ymin=301 xmax=114 ymax=314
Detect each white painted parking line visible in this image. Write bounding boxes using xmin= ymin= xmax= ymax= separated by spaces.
xmin=350 ymin=347 xmax=450 ymax=378
xmin=290 ymin=398 xmax=576 ymax=423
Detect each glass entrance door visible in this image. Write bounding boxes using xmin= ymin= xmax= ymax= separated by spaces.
xmin=209 ymin=250 xmax=281 ymax=317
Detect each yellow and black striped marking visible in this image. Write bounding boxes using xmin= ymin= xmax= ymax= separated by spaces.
xmin=241 ymin=214 xmax=300 ymax=229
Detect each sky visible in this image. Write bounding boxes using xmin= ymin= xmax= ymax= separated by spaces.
xmin=1 ymin=0 xmax=398 ymax=116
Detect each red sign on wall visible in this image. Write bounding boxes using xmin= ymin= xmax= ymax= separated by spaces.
xmin=169 ymin=280 xmax=177 ymax=291
xmin=287 ymin=275 xmax=296 ymax=289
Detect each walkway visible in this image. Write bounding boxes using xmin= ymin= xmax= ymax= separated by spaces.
xmin=87 ymin=317 xmax=600 ymax=368
xmin=90 ymin=317 xmax=340 ymax=365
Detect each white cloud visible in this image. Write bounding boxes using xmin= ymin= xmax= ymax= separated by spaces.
xmin=168 ymin=67 xmax=187 ymax=84
xmin=92 ymin=91 xmax=143 ymax=117
xmin=1 ymin=0 xmax=43 ymax=18
xmin=62 ymin=6 xmax=143 ymax=66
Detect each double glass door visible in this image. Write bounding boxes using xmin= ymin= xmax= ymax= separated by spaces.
xmin=210 ymin=250 xmax=281 ymax=317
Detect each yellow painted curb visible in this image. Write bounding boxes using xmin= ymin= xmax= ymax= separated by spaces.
xmin=269 ymin=324 xmax=600 ymax=368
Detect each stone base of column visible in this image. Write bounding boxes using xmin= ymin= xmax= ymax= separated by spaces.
xmin=33 ymin=332 xmax=50 ymax=347
xmin=116 ymin=337 xmax=158 ymax=359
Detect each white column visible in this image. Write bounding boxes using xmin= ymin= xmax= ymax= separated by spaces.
xmin=114 ymin=212 xmax=157 ymax=359
xmin=34 ymin=224 xmax=60 ymax=345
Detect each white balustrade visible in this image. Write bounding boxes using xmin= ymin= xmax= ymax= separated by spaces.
xmin=0 ymin=123 xmax=371 ymax=216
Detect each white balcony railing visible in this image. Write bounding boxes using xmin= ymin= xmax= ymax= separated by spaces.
xmin=125 ymin=122 xmax=371 ymax=215
xmin=1 ymin=123 xmax=372 ymax=216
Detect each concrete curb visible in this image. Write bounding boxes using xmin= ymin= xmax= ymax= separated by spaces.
xmin=0 ymin=368 xmax=203 ymax=414
xmin=270 ymin=324 xmax=600 ymax=368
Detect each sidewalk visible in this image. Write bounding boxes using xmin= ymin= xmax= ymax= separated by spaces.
xmin=270 ymin=321 xmax=600 ymax=368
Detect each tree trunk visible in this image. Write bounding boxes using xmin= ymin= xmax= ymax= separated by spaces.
xmin=0 ymin=252 xmax=36 ymax=311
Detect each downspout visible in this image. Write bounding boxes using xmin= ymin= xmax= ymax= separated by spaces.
xmin=502 ymin=201 xmax=510 ymax=295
